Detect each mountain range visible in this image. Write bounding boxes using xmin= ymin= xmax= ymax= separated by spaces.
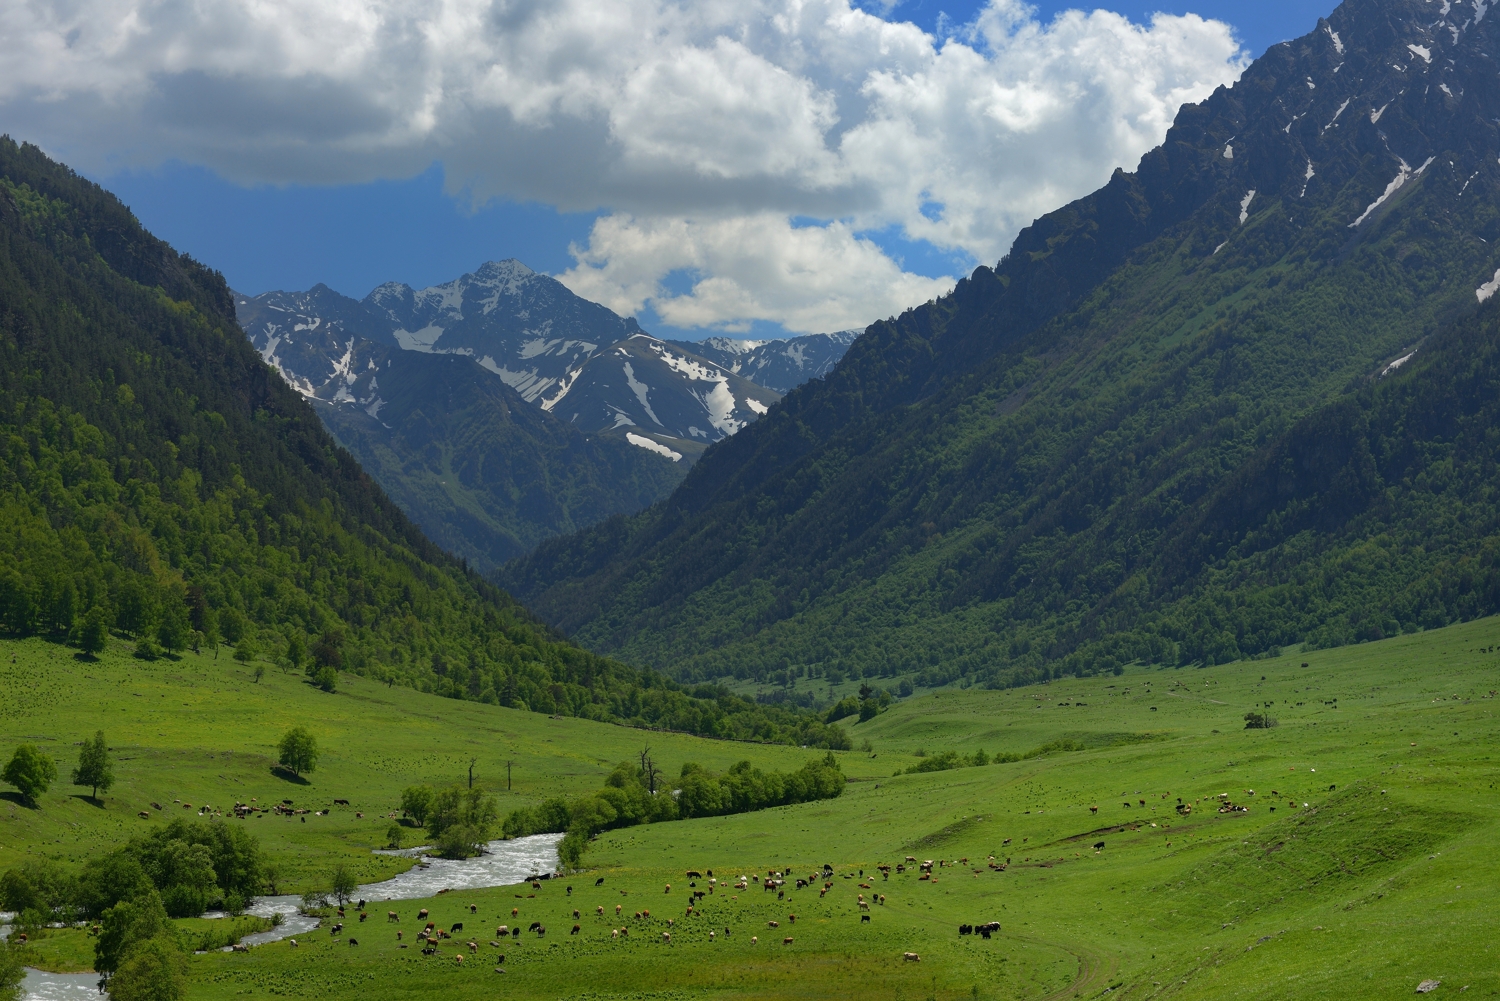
xmin=502 ymin=0 xmax=1500 ymax=686
xmin=0 ymin=135 xmax=851 ymax=746
xmin=235 ymin=264 xmax=852 ymax=571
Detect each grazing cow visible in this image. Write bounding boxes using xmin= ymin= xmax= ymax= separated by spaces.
xmin=357 ymin=900 xmax=366 ymax=910
xmin=768 ymin=921 xmax=780 ymax=928
xmin=348 ymin=939 xmax=359 ymax=947
xmin=454 ymin=954 xmax=463 ymax=965
xmin=903 ymin=953 xmax=920 ymax=962
xmin=451 ymin=923 xmax=464 ymax=933
xmin=388 ymin=911 xmax=399 ymax=922
xmin=959 ymin=925 xmax=973 ymax=936
xmin=571 ymin=924 xmax=581 ymax=935
xmin=597 ymin=906 xmax=605 ymax=916
xmin=331 ymin=923 xmax=343 ymax=935
xmin=662 ymin=932 xmax=671 ymax=944
xmin=751 ymin=936 xmax=758 ymax=945
xmin=611 ymin=929 xmax=619 ymax=940
xmin=528 ymin=922 xmax=542 ymax=932
xmin=788 ymin=915 xmax=797 ymax=923
xmin=496 ymin=926 xmax=508 ymax=937
xmin=573 ymin=909 xmax=581 ymax=920
xmin=359 ymin=912 xmax=367 ymax=923
xmin=231 ymin=944 xmax=248 ymax=953
xmin=643 ymin=909 xmax=651 ymax=919
xmin=595 ymin=877 xmax=605 ymax=886
xmin=419 ymin=909 xmax=429 ymax=921
xmin=396 ymin=931 xmax=403 ymax=941
xmin=334 ymin=799 xmax=350 ymax=805
xmin=686 ymin=870 xmax=702 ymax=878
xmin=289 ymin=940 xmax=298 ymax=948
xmin=1093 ymin=842 xmax=1106 ymax=851
xmin=783 ymin=937 xmax=794 ymax=946
xmin=470 ymin=904 xmax=478 ymax=914
xmin=664 ymin=884 xmax=671 ymax=894
xmin=861 ymin=915 xmax=871 ymax=923
xmin=536 ymin=926 xmax=546 ymax=938
xmin=616 ymin=904 xmax=623 ymax=916
xmin=421 ymin=946 xmax=437 ymax=956
xmin=468 ymin=941 xmax=478 ymax=953
xmin=138 ymin=811 xmax=150 ymax=819
xmin=512 ymin=908 xmax=519 ymax=918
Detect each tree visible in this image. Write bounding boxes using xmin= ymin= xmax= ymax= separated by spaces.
xmin=232 ymin=639 xmax=257 ymax=664
xmin=400 ymin=785 xmax=434 ymax=827
xmin=253 ymin=663 xmax=265 ymax=684
xmin=95 ymin=888 xmax=170 ymax=975
xmin=72 ymin=731 xmax=114 ymax=799
xmin=276 ymin=727 xmax=318 ymax=777
xmin=3 ymin=745 xmax=56 ymax=806
xmin=0 ymin=941 xmax=23 ymax=1001
xmin=329 ymin=864 xmax=357 ymax=907
xmin=104 ymin=936 xmax=188 ymax=1001
xmin=284 ymin=632 xmax=307 ymax=673
xmin=312 ymin=665 xmax=337 ymax=693
xmin=74 ymin=606 xmax=110 ymax=657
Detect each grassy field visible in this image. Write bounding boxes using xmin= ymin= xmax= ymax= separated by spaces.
xmin=3 ymin=619 xmax=1498 ymax=999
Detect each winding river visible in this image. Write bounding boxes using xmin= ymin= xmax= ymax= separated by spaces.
xmin=16 ymin=833 xmax=562 ymax=1000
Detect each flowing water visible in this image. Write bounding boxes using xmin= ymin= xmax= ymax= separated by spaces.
xmin=16 ymin=833 xmax=562 ymax=999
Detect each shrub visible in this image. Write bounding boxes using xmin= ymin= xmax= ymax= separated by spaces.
xmin=2 ymin=745 xmax=56 ymax=806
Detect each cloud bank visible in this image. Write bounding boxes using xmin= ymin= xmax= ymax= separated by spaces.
xmin=1 ymin=0 xmax=1247 ymax=332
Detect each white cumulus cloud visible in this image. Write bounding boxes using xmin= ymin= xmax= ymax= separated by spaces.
xmin=0 ymin=0 xmax=1249 ymax=332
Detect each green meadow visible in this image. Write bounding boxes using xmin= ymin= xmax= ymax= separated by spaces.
xmin=2 ymin=618 xmax=1498 ymax=999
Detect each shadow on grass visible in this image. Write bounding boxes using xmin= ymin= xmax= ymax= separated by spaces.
xmin=270 ymin=766 xmax=310 ymax=785
xmin=70 ymin=794 xmax=107 ymax=808
xmin=0 ymin=790 xmax=38 ymax=809
xmin=72 ymin=652 xmax=99 ymax=663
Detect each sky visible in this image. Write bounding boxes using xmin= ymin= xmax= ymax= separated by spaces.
xmin=2 ymin=0 xmax=1335 ymax=340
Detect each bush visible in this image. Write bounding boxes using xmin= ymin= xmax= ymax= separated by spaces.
xmin=399 ymin=785 xmax=433 ymax=827
xmin=312 ymin=665 xmax=337 ymax=693
xmin=106 ymin=936 xmax=188 ymax=1001
xmin=2 ymin=745 xmax=56 ymax=806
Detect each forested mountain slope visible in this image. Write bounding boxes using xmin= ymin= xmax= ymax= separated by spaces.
xmin=0 ymin=137 xmax=847 ymax=747
xmin=504 ymin=0 xmax=1500 ymax=685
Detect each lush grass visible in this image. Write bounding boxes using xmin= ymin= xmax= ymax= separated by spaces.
xmin=0 ymin=637 xmax=874 ymax=887
xmin=3 ymin=618 xmax=1499 ymax=998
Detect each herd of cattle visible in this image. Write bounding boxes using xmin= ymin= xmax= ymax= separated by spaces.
xmin=290 ymin=859 xmax=1000 ymax=969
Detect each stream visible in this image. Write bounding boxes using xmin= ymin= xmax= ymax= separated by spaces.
xmin=15 ymin=833 xmax=563 ymax=999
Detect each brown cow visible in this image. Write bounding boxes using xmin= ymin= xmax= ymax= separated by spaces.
xmin=783 ymin=937 xmax=794 ymax=945
xmin=903 ymin=952 xmax=920 ymax=962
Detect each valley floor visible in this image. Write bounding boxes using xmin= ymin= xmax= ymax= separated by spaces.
xmin=3 ymin=620 xmax=1498 ymax=999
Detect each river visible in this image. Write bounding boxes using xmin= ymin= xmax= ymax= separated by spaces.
xmin=16 ymin=833 xmax=563 ymax=999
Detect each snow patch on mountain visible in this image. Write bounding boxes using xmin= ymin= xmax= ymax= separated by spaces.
xmin=626 ymin=433 xmax=682 ymax=462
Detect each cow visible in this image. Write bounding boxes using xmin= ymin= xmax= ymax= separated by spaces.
xmin=358 ymin=912 xmax=367 ymax=923
xmin=751 ymin=936 xmax=758 ymax=945
xmin=768 ymin=921 xmax=780 ymax=928
xmin=903 ymin=952 xmax=920 ymax=962
xmin=597 ymin=906 xmax=605 ymax=916
xmin=783 ymin=937 xmax=794 ymax=946
xmin=686 ymin=870 xmax=702 ymax=879
xmin=454 ymin=954 xmax=463 ymax=965
xmin=289 ymin=939 xmax=298 ymax=948
xmin=137 ymin=811 xmax=150 ymax=819
xmin=396 ymin=931 xmax=403 ymax=941
xmin=387 ymin=911 xmax=399 ymax=922
xmin=662 ymin=932 xmax=671 ymax=944
xmin=595 ymin=877 xmax=605 ymax=886
xmin=451 ymin=922 xmax=464 ymax=933
xmin=573 ymin=909 xmax=581 ymax=920
xmin=418 ymin=908 xmax=429 ymax=921
xmin=468 ymin=941 xmax=478 ymax=953
xmin=861 ymin=915 xmax=871 ymax=923
xmin=334 ymin=798 xmax=350 ymax=806
xmin=512 ymin=908 xmax=519 ymax=918
xmin=528 ymin=922 xmax=542 ymax=932
xmin=959 ymin=924 xmax=973 ymax=936
xmin=348 ymin=939 xmax=359 ymax=947
xmin=1093 ymin=842 xmax=1106 ymax=851
xmin=536 ymin=926 xmax=547 ymax=938
xmin=470 ymin=904 xmax=478 ymax=914
xmin=331 ymin=923 xmax=343 ymax=935
xmin=496 ymin=926 xmax=508 ymax=937
xmin=616 ymin=904 xmax=623 ymax=916
xmin=571 ymin=925 xmax=580 ymax=935
xmin=511 ymin=928 xmax=521 ymax=938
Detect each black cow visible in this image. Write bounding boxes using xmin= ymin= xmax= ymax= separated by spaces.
xmin=451 ymin=923 xmax=464 ymax=933
xmin=595 ymin=877 xmax=605 ymax=886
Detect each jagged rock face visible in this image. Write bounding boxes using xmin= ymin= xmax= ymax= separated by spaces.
xmin=235 ymin=284 xmax=398 ymax=397
xmin=674 ymin=332 xmax=860 ymax=395
xmin=546 ymin=336 xmax=781 ymax=460
xmin=363 ymin=260 xmax=638 ymax=405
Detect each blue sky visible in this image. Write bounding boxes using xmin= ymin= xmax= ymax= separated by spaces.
xmin=77 ymin=0 xmax=1334 ymax=339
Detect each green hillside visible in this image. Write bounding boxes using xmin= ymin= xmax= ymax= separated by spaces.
xmin=4 ymin=616 xmax=1497 ymax=1000
xmin=502 ymin=0 xmax=1500 ymax=687
xmin=314 ymin=349 xmax=684 ymax=577
xmin=0 ymin=136 xmax=842 ymax=748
